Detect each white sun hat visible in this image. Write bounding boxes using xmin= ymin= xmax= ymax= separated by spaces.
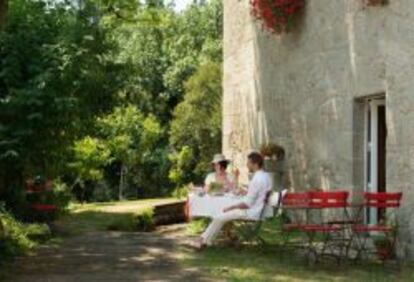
xmin=211 ymin=154 xmax=230 ymax=164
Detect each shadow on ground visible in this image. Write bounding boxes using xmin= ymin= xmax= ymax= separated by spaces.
xmin=2 ymin=201 xmax=213 ymax=282
xmin=3 ymin=230 xmax=211 ymax=282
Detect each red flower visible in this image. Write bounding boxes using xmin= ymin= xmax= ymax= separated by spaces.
xmin=250 ymin=0 xmax=304 ymax=34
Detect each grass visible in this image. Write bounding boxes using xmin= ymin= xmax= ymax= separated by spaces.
xmin=57 ymin=198 xmax=177 ymax=235
xmin=185 ymin=246 xmax=414 ymax=282
xmin=186 ymin=218 xmax=210 ymax=235
xmin=182 ymin=218 xmax=414 ymax=282
xmin=5 ymin=199 xmax=413 ymax=281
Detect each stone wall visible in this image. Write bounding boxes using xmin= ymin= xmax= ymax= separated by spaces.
xmin=223 ymin=0 xmax=414 ymax=258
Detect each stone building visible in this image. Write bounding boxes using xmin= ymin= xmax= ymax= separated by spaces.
xmin=223 ymin=0 xmax=414 ymax=258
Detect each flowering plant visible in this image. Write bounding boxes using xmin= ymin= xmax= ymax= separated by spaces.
xmin=260 ymin=142 xmax=285 ymax=160
xmin=250 ymin=0 xmax=305 ymax=34
xmin=208 ymin=182 xmax=224 ymax=193
xmin=363 ymin=0 xmax=387 ymax=6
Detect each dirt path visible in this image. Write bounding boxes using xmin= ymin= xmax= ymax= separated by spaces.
xmin=3 ymin=225 xmax=213 ymax=282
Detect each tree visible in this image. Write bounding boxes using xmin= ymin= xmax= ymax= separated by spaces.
xmin=97 ymin=105 xmax=162 ymax=199
xmin=0 ymin=0 xmax=123 ymax=192
xmin=69 ymin=137 xmax=111 ymax=202
xmin=0 ymin=0 xmax=224 ymax=204
xmin=169 ymin=61 xmax=222 ymax=187
xmin=113 ymin=0 xmax=223 ymax=123
xmin=0 ymin=0 xmax=7 ymax=29
xmin=163 ymin=0 xmax=223 ymax=116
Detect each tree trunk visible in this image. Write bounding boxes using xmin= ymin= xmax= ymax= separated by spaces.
xmin=0 ymin=0 xmax=8 ymax=29
xmin=119 ymin=164 xmax=124 ymax=200
xmin=0 ymin=217 xmax=4 ymax=239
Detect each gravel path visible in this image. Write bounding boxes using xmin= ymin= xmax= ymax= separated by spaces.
xmin=3 ymin=225 xmax=214 ymax=282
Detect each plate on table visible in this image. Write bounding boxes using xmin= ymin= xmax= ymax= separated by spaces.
xmin=229 ymin=193 xmax=241 ymax=199
xmin=211 ymin=192 xmax=225 ymax=197
xmin=190 ymin=186 xmax=205 ymax=196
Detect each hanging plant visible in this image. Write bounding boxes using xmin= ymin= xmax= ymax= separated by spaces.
xmin=250 ymin=0 xmax=305 ymax=34
xmin=260 ymin=143 xmax=285 ymax=160
xmin=363 ymin=0 xmax=388 ymax=6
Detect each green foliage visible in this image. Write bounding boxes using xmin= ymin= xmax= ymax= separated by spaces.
xmin=186 ymin=218 xmax=210 ymax=236
xmin=0 ymin=0 xmax=224 ymax=205
xmin=97 ymin=105 xmax=162 ymax=162
xmin=51 ymin=180 xmax=73 ymax=214
xmin=91 ymin=180 xmax=114 ymax=202
xmin=1 ymin=185 xmax=27 ymax=219
xmin=96 ymin=105 xmax=163 ymax=199
xmin=105 ymin=205 xmax=155 ymax=232
xmin=70 ymin=137 xmax=111 ymax=182
xmin=168 ymin=146 xmax=195 ymax=185
xmin=106 ymin=213 xmax=137 ymax=232
xmin=0 ymin=0 xmax=124 ymax=195
xmin=172 ymin=184 xmax=191 ymax=200
xmin=113 ymin=0 xmax=223 ymax=123
xmin=169 ymin=62 xmax=222 ymax=187
xmin=135 ymin=207 xmax=155 ymax=232
xmin=0 ymin=209 xmax=50 ymax=259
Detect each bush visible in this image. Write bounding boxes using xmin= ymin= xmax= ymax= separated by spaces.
xmin=51 ymin=180 xmax=72 ymax=214
xmin=135 ymin=208 xmax=155 ymax=232
xmin=105 ymin=208 xmax=155 ymax=232
xmin=91 ymin=181 xmax=115 ymax=202
xmin=186 ymin=218 xmax=210 ymax=236
xmin=0 ymin=209 xmax=50 ymax=260
xmin=1 ymin=186 xmax=27 ymax=220
xmin=24 ymin=223 xmax=51 ymax=242
xmin=106 ymin=214 xmax=137 ymax=232
xmin=172 ymin=185 xmax=190 ymax=199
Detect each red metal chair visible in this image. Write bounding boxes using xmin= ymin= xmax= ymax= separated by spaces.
xmin=301 ymin=191 xmax=350 ymax=264
xmin=352 ymin=192 xmax=402 ymax=262
xmin=280 ymin=192 xmax=311 ymax=248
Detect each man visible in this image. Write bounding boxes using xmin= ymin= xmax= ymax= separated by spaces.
xmin=195 ymin=152 xmax=271 ymax=248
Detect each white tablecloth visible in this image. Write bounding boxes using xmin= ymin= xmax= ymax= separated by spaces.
xmin=188 ymin=193 xmax=275 ymax=219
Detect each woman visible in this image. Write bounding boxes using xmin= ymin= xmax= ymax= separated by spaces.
xmin=204 ymin=154 xmax=239 ymax=193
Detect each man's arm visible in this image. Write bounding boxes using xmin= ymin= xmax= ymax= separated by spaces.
xmin=223 ymin=202 xmax=249 ymax=213
xmin=223 ymin=176 xmax=265 ymax=213
xmin=223 ymin=183 xmax=257 ymax=212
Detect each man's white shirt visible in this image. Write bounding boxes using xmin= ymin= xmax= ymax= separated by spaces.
xmin=243 ymin=170 xmax=272 ymax=219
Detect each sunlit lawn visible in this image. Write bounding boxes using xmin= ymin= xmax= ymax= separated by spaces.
xmin=58 ymin=198 xmax=178 ymax=235
xmin=68 ymin=198 xmax=178 ymax=213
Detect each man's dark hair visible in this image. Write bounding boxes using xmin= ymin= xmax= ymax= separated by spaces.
xmin=247 ymin=152 xmax=264 ymax=168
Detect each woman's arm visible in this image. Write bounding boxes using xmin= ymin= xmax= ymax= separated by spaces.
xmin=204 ymin=173 xmax=214 ymax=193
xmin=233 ymin=168 xmax=240 ymax=188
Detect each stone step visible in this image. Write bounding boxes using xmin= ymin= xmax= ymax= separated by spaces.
xmin=153 ymin=201 xmax=186 ymax=226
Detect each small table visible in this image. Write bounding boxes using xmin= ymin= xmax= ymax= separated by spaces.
xmin=188 ymin=193 xmax=274 ymax=219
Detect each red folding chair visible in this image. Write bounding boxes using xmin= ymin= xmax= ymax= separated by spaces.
xmin=280 ymin=192 xmax=311 ymax=249
xmin=352 ymin=192 xmax=402 ymax=262
xmin=301 ymin=191 xmax=349 ymax=264
xmin=30 ymin=204 xmax=57 ymax=224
